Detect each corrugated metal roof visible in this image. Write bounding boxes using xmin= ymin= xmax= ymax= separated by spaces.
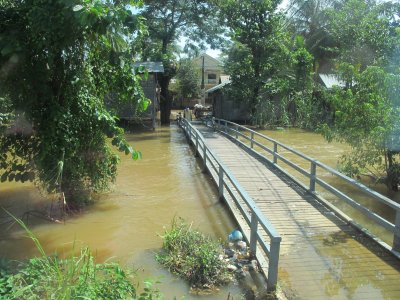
xmin=319 ymin=74 xmax=345 ymax=88
xmin=134 ymin=61 xmax=164 ymax=73
xmin=206 ymin=79 xmax=231 ymax=94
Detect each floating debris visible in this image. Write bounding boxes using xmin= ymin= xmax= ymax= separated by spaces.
xmin=228 ymin=229 xmax=243 ymax=242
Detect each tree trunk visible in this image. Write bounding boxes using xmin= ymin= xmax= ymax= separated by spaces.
xmin=387 ymin=151 xmax=399 ymax=191
xmin=251 ymin=53 xmax=261 ymax=125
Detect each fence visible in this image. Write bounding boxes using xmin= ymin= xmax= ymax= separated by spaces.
xmin=212 ymin=118 xmax=400 ymax=255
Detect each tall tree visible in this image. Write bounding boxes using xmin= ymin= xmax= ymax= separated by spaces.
xmin=287 ymin=0 xmax=336 ymax=73
xmin=219 ymin=0 xmax=290 ymax=125
xmin=140 ymin=0 xmax=224 ymax=124
xmin=326 ymin=0 xmax=399 ymax=70
xmin=0 ymin=0 xmax=147 ymax=206
xmin=320 ymin=0 xmax=400 ymax=190
xmin=175 ymin=59 xmax=201 ymax=100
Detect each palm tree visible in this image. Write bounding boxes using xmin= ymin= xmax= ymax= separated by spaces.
xmin=286 ymin=0 xmax=337 ymax=73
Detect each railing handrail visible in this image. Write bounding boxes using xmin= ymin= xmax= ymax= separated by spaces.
xmin=178 ymin=117 xmax=281 ymax=290
xmin=212 ymin=118 xmax=400 ymax=253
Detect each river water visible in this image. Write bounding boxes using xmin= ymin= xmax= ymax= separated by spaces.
xmin=0 ymin=125 xmax=244 ymax=299
xmin=0 ymin=124 xmax=398 ymax=299
xmin=253 ymin=128 xmax=397 ymax=246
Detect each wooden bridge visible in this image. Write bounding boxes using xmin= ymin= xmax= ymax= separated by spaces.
xmin=178 ymin=117 xmax=400 ymax=299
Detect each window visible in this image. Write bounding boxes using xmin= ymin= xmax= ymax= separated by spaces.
xmin=208 ymin=73 xmax=217 ymax=84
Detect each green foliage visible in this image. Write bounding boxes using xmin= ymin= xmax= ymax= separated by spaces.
xmin=287 ymin=0 xmax=337 ymax=72
xmin=156 ymin=219 xmax=232 ymax=289
xmin=289 ymin=39 xmax=331 ymax=129
xmin=0 ymin=215 xmax=161 ymax=300
xmin=0 ymin=0 xmax=148 ymax=205
xmin=0 ymin=96 xmax=13 ymax=134
xmin=139 ymin=0 xmax=224 ymax=123
xmin=320 ymin=65 xmax=400 ymax=188
xmin=0 ymin=259 xmax=13 ymax=298
xmin=220 ymin=0 xmax=291 ymax=125
xmin=326 ymin=0 xmax=399 ymax=69
xmin=175 ymin=59 xmax=201 ymax=100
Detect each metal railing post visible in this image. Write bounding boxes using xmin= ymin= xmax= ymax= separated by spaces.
xmin=195 ymin=130 xmax=199 ymax=157
xmin=225 ymin=121 xmax=228 ymax=134
xmin=393 ymin=210 xmax=400 ymax=252
xmin=202 ymin=145 xmax=207 ymax=173
xmin=250 ymin=132 xmax=254 ymax=149
xmin=218 ymin=165 xmax=224 ymax=199
xmin=309 ymin=160 xmax=317 ymax=193
xmin=235 ymin=125 xmax=239 ymax=139
xmin=267 ymin=237 xmax=281 ymax=292
xmin=273 ymin=142 xmax=278 ymax=164
xmin=249 ymin=213 xmax=258 ymax=257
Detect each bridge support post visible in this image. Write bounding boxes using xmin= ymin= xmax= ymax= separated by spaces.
xmin=309 ymin=160 xmax=317 ymax=193
xmin=393 ymin=211 xmax=400 ymax=252
xmin=218 ymin=165 xmax=224 ymax=199
xmin=267 ymin=237 xmax=281 ymax=292
xmin=273 ymin=142 xmax=278 ymax=164
xmin=249 ymin=213 xmax=258 ymax=257
xmin=235 ymin=125 xmax=239 ymax=139
xmin=250 ymin=132 xmax=254 ymax=149
xmin=202 ymin=146 xmax=207 ymax=173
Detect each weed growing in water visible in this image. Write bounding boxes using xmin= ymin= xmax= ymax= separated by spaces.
xmin=156 ymin=218 xmax=232 ymax=290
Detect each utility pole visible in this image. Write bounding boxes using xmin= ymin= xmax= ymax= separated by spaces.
xmin=200 ymin=55 xmax=205 ymax=106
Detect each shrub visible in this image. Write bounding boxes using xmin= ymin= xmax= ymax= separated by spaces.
xmin=156 ymin=219 xmax=232 ymax=289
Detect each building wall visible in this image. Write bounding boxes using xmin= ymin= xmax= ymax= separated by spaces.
xmin=192 ymin=54 xmax=225 ymax=91
xmin=211 ymin=90 xmax=251 ymax=122
xmin=140 ymin=74 xmax=157 ymax=117
xmin=113 ymin=73 xmax=157 ymax=120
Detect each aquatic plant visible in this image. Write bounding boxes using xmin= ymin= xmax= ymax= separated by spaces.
xmin=157 ymin=219 xmax=232 ymax=289
xmin=0 ymin=216 xmax=161 ymax=299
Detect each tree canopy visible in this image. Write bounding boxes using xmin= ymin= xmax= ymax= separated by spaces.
xmin=175 ymin=59 xmax=201 ymax=100
xmin=219 ymin=0 xmax=291 ymax=125
xmin=317 ymin=0 xmax=400 ymax=189
xmin=139 ymin=0 xmax=224 ymax=123
xmin=0 ymin=0 xmax=148 ymax=206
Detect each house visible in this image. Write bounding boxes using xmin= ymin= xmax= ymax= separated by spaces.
xmin=206 ymin=79 xmax=251 ymax=122
xmin=317 ymin=74 xmax=345 ymax=89
xmin=192 ymin=53 xmax=226 ymax=104
xmin=110 ymin=61 xmax=164 ymax=129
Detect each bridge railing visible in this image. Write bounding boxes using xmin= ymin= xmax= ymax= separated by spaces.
xmin=178 ymin=117 xmax=281 ymax=291
xmin=212 ymin=118 xmax=400 ymax=254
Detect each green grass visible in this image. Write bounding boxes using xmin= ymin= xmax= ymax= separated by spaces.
xmin=0 ymin=215 xmax=161 ymax=300
xmin=156 ymin=219 xmax=232 ymax=289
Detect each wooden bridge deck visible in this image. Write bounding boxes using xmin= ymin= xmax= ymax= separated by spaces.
xmin=193 ymin=123 xmax=400 ymax=300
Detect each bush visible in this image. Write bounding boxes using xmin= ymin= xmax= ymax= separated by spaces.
xmin=1 ymin=216 xmax=161 ymax=300
xmin=156 ymin=219 xmax=232 ymax=289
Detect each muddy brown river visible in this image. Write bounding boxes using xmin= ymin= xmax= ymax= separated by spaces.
xmin=0 ymin=124 xmax=398 ymax=299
